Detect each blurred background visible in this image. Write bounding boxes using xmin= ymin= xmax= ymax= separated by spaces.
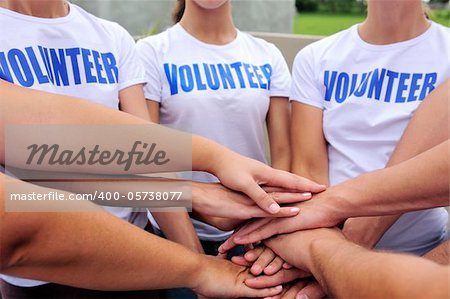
xmin=72 ymin=0 xmax=449 ymax=37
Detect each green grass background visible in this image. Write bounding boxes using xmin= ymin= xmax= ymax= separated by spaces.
xmin=294 ymin=10 xmax=450 ymax=36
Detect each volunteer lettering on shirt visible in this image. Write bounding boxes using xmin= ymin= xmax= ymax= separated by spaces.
xmin=0 ymin=46 xmax=118 ymax=87
xmin=136 ymin=23 xmax=291 ymax=241
xmin=163 ymin=62 xmax=272 ymax=95
xmin=323 ymin=69 xmax=437 ymax=103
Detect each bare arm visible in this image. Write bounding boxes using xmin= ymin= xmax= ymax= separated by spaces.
xmin=263 ymin=228 xmax=449 ymax=299
xmin=0 ymin=79 xmax=325 ymax=214
xmin=290 ymin=102 xmax=329 ymax=185
xmin=0 ymin=174 xmax=287 ymax=298
xmin=220 ymin=139 xmax=449 ymax=250
xmin=147 ymin=100 xmax=160 ymax=123
xmin=266 ymin=97 xmax=291 ymax=171
xmin=119 ymin=84 xmax=152 ymax=121
xmin=219 ymin=80 xmax=450 ymax=250
xmin=343 ymin=79 xmax=450 ymax=248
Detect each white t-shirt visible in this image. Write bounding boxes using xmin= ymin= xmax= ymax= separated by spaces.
xmin=291 ymin=22 xmax=450 ymax=255
xmin=136 ymin=24 xmax=291 ymax=241
xmin=0 ymin=3 xmax=147 ymax=287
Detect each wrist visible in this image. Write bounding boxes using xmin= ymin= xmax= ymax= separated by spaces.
xmin=192 ymin=135 xmax=230 ymax=175
xmin=191 ymin=182 xmax=204 ymax=210
xmin=187 ymin=253 xmax=207 ymax=290
xmin=308 ymin=232 xmax=349 ymax=278
xmin=321 ymin=184 xmax=358 ymax=221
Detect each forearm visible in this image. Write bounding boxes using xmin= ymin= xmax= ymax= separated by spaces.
xmin=191 ymin=134 xmax=233 ymax=173
xmin=2 ymin=211 xmax=203 ymax=290
xmin=0 ymin=179 xmax=203 ymax=290
xmin=329 ymin=141 xmax=449 ymax=219
xmin=1 ymin=80 xmax=223 ymax=175
xmin=344 ymin=80 xmax=450 ymax=245
xmin=270 ymin=149 xmax=291 ymax=172
xmin=267 ymin=97 xmax=291 ymax=172
xmin=290 ymin=102 xmax=329 ymax=186
xmin=343 ymin=215 xmax=400 ymax=248
xmin=152 ymin=211 xmax=204 ymax=253
xmin=310 ymin=237 xmax=449 ymax=299
xmin=291 ymin=163 xmax=328 ymax=186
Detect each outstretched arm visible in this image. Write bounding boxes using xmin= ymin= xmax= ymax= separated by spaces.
xmin=343 ymin=79 xmax=450 ymax=249
xmin=0 ymin=173 xmax=284 ymax=298
xmin=220 ymin=139 xmax=449 ymax=251
xmin=0 ymin=79 xmax=325 ymax=215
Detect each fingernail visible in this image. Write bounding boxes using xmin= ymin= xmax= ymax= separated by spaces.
xmin=234 ymin=236 xmax=242 ymax=242
xmin=297 ymin=294 xmax=309 ymax=299
xmin=302 ymin=192 xmax=312 ymax=197
xmin=269 ymin=203 xmax=280 ymax=213
xmin=218 ymin=245 xmax=224 ymax=253
xmin=290 ymin=207 xmax=300 ymax=213
xmin=275 ymin=285 xmax=283 ymax=290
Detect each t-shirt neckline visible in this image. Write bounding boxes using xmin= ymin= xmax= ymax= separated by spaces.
xmin=352 ymin=21 xmax=435 ymax=51
xmin=0 ymin=2 xmax=75 ymax=24
xmin=174 ymin=23 xmax=241 ymax=50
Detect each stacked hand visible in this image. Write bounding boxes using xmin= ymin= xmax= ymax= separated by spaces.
xmin=208 ymin=151 xmax=326 ymax=215
xmin=211 ymin=185 xmax=351 ymax=299
xmin=217 ymin=196 xmax=341 ymax=253
xmin=222 ymin=228 xmax=345 ymax=299
xmin=192 ymin=183 xmax=318 ymax=230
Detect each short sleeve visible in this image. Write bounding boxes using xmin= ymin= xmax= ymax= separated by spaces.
xmin=268 ymin=44 xmax=291 ymax=98
xmin=115 ymin=24 xmax=147 ymax=91
xmin=135 ymin=38 xmax=163 ymax=102
xmin=290 ymin=46 xmax=324 ymax=109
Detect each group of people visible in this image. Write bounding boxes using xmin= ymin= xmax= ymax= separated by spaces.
xmin=0 ymin=0 xmax=449 ymax=298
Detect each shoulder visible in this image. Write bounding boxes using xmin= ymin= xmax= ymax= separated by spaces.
xmin=71 ymin=4 xmax=133 ymax=42
xmin=238 ymin=32 xmax=284 ymax=56
xmin=294 ymin=25 xmax=355 ymax=64
xmin=136 ymin=26 xmax=182 ymax=55
xmin=431 ymin=22 xmax=450 ymax=39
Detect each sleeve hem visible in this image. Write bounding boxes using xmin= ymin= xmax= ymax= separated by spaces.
xmin=269 ymin=90 xmax=290 ymax=98
xmin=144 ymin=92 xmax=162 ymax=102
xmin=290 ymin=97 xmax=324 ymax=109
xmin=118 ymin=78 xmax=147 ymax=91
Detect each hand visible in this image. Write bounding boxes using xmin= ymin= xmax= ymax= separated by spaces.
xmin=232 ymin=246 xmax=285 ymax=276
xmin=192 ymin=255 xmax=284 ymax=298
xmin=232 ymin=246 xmax=324 ymax=299
xmin=263 ymin=280 xmax=325 ymax=299
xmin=264 ymin=228 xmax=345 ymax=272
xmin=193 ymin=182 xmax=313 ymax=220
xmin=211 ymin=152 xmax=326 ymax=215
xmin=218 ymin=197 xmax=341 ymax=253
xmin=244 ymin=267 xmax=310 ymax=291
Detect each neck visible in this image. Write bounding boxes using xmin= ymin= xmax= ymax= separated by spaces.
xmin=359 ymin=1 xmax=430 ymax=45
xmin=179 ymin=1 xmax=236 ymax=45
xmin=0 ymin=0 xmax=68 ymax=18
